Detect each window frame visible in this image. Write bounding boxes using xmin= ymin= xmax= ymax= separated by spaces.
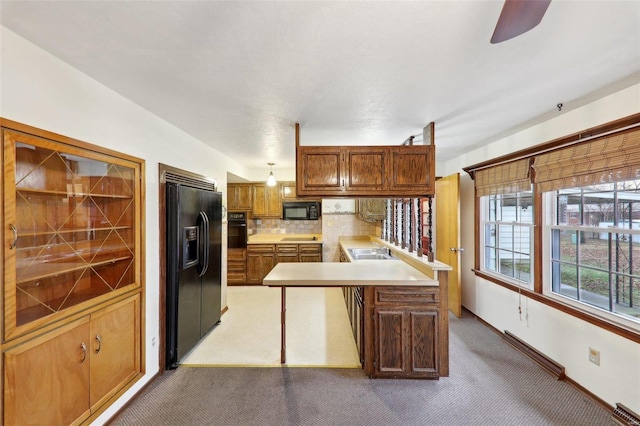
xmin=542 ymin=188 xmax=640 ymax=331
xmin=464 ymin=113 xmax=640 ymax=343
xmin=480 ymin=191 xmax=535 ymax=289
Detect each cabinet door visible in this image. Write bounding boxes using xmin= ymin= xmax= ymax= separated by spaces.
xmin=252 ymin=184 xmax=281 ymax=218
xmin=3 ymin=127 xmax=141 ymax=340
xmin=266 ymin=185 xmax=281 ymax=216
xmin=4 ymin=317 xmax=91 ymax=426
xmin=371 ymin=307 xmax=439 ymax=378
xmin=236 ymin=185 xmax=253 ymax=210
xmin=388 ymin=145 xmax=435 ymax=194
xmin=373 ymin=308 xmax=407 ymax=375
xmin=247 ymin=253 xmax=276 ymax=283
xmin=297 ymin=147 xmax=345 ymax=194
xmin=246 ymin=245 xmax=276 ymax=284
xmin=344 ymin=147 xmax=387 ymax=192
xmin=90 ymin=295 xmax=140 ymax=410
xmin=407 ymin=309 xmax=439 ymax=376
xmin=281 ymin=182 xmax=297 ymax=200
xmin=228 ymin=184 xmax=252 ymax=210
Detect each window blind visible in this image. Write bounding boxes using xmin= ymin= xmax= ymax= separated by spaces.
xmin=474 ymin=158 xmax=532 ymax=197
xmin=532 ymin=127 xmax=640 ymax=193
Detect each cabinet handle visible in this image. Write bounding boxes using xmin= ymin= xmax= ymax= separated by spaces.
xmin=9 ymin=224 xmax=17 ymax=249
xmin=80 ymin=342 xmax=87 ymax=363
xmin=95 ymin=334 xmax=102 ymax=354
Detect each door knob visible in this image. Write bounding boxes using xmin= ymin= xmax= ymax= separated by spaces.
xmin=450 ymin=247 xmax=465 ymax=253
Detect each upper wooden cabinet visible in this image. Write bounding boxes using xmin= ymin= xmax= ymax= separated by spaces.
xmin=281 ymin=182 xmax=297 ymax=200
xmin=252 ymin=183 xmax=281 ymax=218
xmin=227 ymin=183 xmax=252 ymax=211
xmin=296 ymin=145 xmax=435 ymax=197
xmin=2 ymin=122 xmax=143 ymax=340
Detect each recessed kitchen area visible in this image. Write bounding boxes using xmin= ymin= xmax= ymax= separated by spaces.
xmin=186 ymin=128 xmax=451 ymax=379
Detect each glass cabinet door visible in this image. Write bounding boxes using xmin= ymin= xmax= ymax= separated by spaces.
xmin=4 ymin=129 xmax=140 ymax=338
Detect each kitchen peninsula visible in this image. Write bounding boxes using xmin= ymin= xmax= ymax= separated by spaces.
xmin=264 ymin=236 xmax=451 ymax=379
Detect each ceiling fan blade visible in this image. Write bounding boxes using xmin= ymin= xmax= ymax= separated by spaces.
xmin=491 ymin=0 xmax=551 ymax=44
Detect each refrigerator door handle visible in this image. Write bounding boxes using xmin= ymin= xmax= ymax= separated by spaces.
xmin=197 ymin=211 xmax=210 ymax=277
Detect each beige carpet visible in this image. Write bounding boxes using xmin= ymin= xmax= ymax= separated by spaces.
xmin=181 ymin=286 xmax=361 ymax=367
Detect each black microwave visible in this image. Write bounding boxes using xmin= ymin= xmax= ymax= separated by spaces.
xmin=282 ymin=201 xmax=321 ymax=220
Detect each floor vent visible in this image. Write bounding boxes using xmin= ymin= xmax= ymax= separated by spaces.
xmin=612 ymin=403 xmax=640 ymax=425
xmin=503 ymin=330 xmax=566 ymax=380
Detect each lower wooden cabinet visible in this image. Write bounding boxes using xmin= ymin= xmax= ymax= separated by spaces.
xmin=247 ymin=243 xmax=322 ymax=284
xmin=247 ymin=244 xmax=276 ymax=284
xmin=299 ymin=244 xmax=322 ymax=262
xmin=3 ymin=294 xmax=141 ymax=425
xmin=227 ymin=248 xmax=248 ymax=285
xmin=364 ymin=286 xmax=440 ymax=379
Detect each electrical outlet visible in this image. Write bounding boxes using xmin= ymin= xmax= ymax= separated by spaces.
xmin=589 ymin=347 xmax=600 ymax=365
xmin=152 ymin=336 xmax=157 ymax=347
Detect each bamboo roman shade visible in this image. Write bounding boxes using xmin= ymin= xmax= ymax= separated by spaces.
xmin=532 ymin=128 xmax=640 ymax=193
xmin=474 ymin=158 xmax=532 ymax=196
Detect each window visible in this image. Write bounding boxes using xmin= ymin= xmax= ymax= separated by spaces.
xmin=547 ymin=180 xmax=640 ymax=324
xmin=465 ymin=115 xmax=640 ymax=337
xmin=482 ymin=191 xmax=534 ymax=287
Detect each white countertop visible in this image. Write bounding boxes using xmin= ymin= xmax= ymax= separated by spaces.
xmin=263 ymin=262 xmax=438 ymax=287
xmin=247 ymin=233 xmax=322 ymax=244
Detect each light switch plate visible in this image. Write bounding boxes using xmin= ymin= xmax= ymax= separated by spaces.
xmin=589 ymin=347 xmax=600 ymax=365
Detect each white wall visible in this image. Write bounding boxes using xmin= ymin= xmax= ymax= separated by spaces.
xmin=442 ymin=82 xmax=640 ymax=412
xmin=0 ymin=26 xmax=252 ymax=423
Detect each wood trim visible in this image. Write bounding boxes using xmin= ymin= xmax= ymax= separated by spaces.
xmin=463 ymin=112 xmax=640 ymax=177
xmin=473 ymin=188 xmax=480 ymax=271
xmin=471 ymin=309 xmax=615 ymax=415
xmin=102 ymin=371 xmax=161 ymax=425
xmin=472 ymin=270 xmax=640 ymax=344
xmin=532 ymin=190 xmax=543 ymax=294
xmin=503 ymin=330 xmax=566 ymax=379
xmin=158 ymin=166 xmax=167 ymax=374
xmin=0 ymin=118 xmax=144 ymax=165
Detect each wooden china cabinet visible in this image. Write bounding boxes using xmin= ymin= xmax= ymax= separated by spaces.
xmin=1 ymin=119 xmax=144 ymax=425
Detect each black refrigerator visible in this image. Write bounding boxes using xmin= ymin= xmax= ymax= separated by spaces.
xmin=166 ymin=183 xmax=222 ymax=369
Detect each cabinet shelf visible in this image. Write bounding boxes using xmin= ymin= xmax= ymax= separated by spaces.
xmin=17 ymin=187 xmax=133 ymax=199
xmin=17 ymin=225 xmax=132 ymax=239
xmin=16 ymin=287 xmax=119 ymax=326
xmin=16 ymin=255 xmax=133 ymax=285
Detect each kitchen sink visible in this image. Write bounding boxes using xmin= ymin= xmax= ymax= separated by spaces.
xmin=347 ymin=247 xmax=395 ymax=260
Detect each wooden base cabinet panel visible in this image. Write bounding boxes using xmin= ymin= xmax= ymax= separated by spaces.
xmin=3 ymin=294 xmax=140 ymax=425
xmin=89 ymin=295 xmax=140 ymax=410
xmin=364 ymin=286 xmax=440 ymax=379
xmin=227 ymin=248 xmax=247 ymax=285
xmin=247 ymin=245 xmax=276 ymax=284
xmin=4 ymin=318 xmax=92 ymax=426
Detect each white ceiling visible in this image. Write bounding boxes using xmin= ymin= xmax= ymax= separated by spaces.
xmin=1 ymin=1 xmax=639 ymax=175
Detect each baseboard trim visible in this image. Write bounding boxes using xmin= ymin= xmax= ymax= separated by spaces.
xmin=503 ymin=330 xmax=566 ymax=380
xmin=612 ymin=403 xmax=640 ymax=425
xmin=104 ymin=371 xmax=162 ymax=425
xmin=463 ymin=308 xmax=617 ymax=416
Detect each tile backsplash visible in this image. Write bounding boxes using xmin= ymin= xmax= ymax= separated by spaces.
xmin=321 ymin=214 xmax=381 ymax=262
xmin=250 ymin=218 xmax=322 ymax=235
xmin=249 ymin=214 xmax=381 ymax=262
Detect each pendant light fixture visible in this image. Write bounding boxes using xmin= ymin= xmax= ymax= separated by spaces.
xmin=266 ymin=162 xmax=277 ymax=187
